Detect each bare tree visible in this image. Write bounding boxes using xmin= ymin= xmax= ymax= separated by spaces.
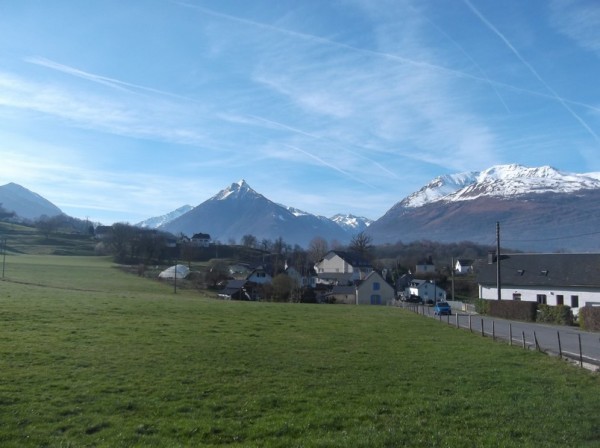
xmin=349 ymin=231 xmax=373 ymax=259
xmin=308 ymin=236 xmax=329 ymax=263
xmin=241 ymin=234 xmax=257 ymax=248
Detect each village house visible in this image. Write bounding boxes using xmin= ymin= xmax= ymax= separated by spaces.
xmin=324 ymin=271 xmax=396 ymax=306
xmin=190 ymin=232 xmax=211 ymax=247
xmin=314 ymin=250 xmax=373 ymax=285
xmin=454 ymin=258 xmax=473 ymax=275
xmin=356 ymin=271 xmax=396 ymax=305
xmin=415 ymin=256 xmax=436 ymax=275
xmin=407 ymin=279 xmax=447 ymax=303
xmin=476 ymin=253 xmax=600 ymax=315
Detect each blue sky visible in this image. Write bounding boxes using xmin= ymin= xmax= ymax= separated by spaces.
xmin=0 ymin=0 xmax=599 ymax=224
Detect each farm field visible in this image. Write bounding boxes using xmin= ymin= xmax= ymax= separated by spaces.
xmin=0 ymin=255 xmax=599 ymax=447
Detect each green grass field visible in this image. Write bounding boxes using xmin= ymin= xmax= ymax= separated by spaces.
xmin=0 ymin=255 xmax=598 ymax=447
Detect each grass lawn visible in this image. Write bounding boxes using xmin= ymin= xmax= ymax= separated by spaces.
xmin=0 ymin=255 xmax=598 ymax=447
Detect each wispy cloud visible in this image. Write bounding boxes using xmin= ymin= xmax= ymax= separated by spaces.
xmin=0 ymin=70 xmax=215 ymax=148
xmin=549 ymin=0 xmax=600 ymax=56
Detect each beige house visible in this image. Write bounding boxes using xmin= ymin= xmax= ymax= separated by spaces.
xmin=314 ymin=250 xmax=373 ymax=285
xmin=356 ymin=271 xmax=396 ymax=305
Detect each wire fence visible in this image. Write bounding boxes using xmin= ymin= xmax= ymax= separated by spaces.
xmin=392 ymin=301 xmax=600 ymax=371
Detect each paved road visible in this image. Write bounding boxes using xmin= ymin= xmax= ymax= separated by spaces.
xmin=399 ymin=303 xmax=600 ymax=368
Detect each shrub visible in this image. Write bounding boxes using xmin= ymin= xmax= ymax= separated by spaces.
xmin=487 ymin=300 xmax=537 ymax=322
xmin=475 ymin=299 xmax=490 ymax=315
xmin=536 ymin=304 xmax=573 ymax=326
xmin=579 ymin=306 xmax=600 ymax=332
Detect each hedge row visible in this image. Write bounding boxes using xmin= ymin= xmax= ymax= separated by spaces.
xmin=579 ymin=306 xmax=600 ymax=332
xmin=537 ymin=304 xmax=574 ymax=326
xmin=487 ymin=300 xmax=538 ymax=322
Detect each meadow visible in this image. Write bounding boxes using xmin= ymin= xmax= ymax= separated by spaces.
xmin=0 ymin=254 xmax=598 ymax=447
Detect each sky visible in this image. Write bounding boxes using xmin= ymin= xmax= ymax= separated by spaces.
xmin=0 ymin=0 xmax=599 ymax=225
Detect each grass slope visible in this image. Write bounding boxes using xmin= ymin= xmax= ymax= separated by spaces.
xmin=0 ymin=255 xmax=598 ymax=447
xmin=0 ymin=222 xmax=96 ymax=256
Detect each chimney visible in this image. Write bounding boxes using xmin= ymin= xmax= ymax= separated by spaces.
xmin=488 ymin=251 xmax=496 ymax=264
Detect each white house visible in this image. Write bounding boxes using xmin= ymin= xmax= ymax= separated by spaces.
xmin=407 ymin=279 xmax=447 ymax=302
xmin=455 ymin=259 xmax=473 ymax=275
xmin=415 ymin=257 xmax=436 ymax=275
xmin=314 ymin=250 xmax=373 ymax=285
xmin=190 ymin=232 xmax=211 ymax=247
xmin=476 ymin=253 xmax=600 ymax=315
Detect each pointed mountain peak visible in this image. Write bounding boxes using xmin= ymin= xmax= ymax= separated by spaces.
xmin=212 ymin=179 xmax=261 ymax=201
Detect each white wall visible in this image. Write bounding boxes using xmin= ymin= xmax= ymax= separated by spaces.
xmin=479 ymin=285 xmax=600 ymax=315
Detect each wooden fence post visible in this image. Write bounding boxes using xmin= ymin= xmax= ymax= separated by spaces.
xmin=557 ymin=331 xmax=562 ymax=358
xmin=578 ymin=334 xmax=583 ymax=368
xmin=509 ymin=323 xmax=512 ymax=346
xmin=522 ymin=331 xmax=526 ymax=349
xmin=481 ymin=319 xmax=484 ymax=337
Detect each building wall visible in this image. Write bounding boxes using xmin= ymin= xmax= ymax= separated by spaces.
xmin=479 ymin=285 xmax=600 ymax=314
xmin=316 ymin=253 xmax=350 ymax=274
xmin=357 ymin=274 xmax=395 ymax=305
xmin=408 ymin=283 xmax=446 ymax=301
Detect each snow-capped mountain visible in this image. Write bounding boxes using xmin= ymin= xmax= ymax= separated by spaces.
xmin=330 ymin=214 xmax=373 ymax=233
xmin=368 ymin=164 xmax=600 ymax=252
xmin=400 ymin=171 xmax=477 ymax=207
xmin=0 ymin=182 xmax=63 ymax=221
xmin=159 ymin=180 xmax=351 ymax=246
xmin=136 ymin=205 xmax=193 ymax=229
xmin=400 ymin=164 xmax=600 ymax=207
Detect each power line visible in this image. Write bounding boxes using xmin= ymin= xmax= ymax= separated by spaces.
xmin=503 ymin=230 xmax=600 ymax=243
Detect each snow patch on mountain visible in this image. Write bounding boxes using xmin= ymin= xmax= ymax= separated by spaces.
xmin=212 ymin=179 xmax=259 ymax=201
xmin=330 ymin=214 xmax=373 ymax=233
xmin=401 ymin=164 xmax=600 ymax=208
xmin=137 ymin=205 xmax=193 ymax=228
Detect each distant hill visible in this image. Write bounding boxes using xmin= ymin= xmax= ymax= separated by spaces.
xmin=367 ymin=165 xmax=600 ymax=252
xmin=0 ymin=182 xmax=63 ymax=221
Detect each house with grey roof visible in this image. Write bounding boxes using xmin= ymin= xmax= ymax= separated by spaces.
xmin=324 ymin=271 xmax=396 ymax=305
xmin=454 ymin=258 xmax=474 ymax=275
xmin=314 ymin=250 xmax=373 ymax=285
xmin=476 ymin=253 xmax=600 ymax=315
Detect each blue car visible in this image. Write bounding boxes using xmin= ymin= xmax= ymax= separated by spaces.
xmin=434 ymin=301 xmax=452 ymax=315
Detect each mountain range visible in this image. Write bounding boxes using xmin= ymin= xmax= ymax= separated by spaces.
xmin=155 ymin=180 xmax=372 ymax=247
xmin=367 ymin=164 xmax=600 ymax=252
xmin=3 ymin=164 xmax=600 ymax=252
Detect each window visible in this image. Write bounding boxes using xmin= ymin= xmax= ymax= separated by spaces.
xmin=373 ymin=282 xmax=380 ymax=291
xmin=571 ymin=295 xmax=579 ymax=308
xmin=536 ymin=294 xmax=547 ymax=305
xmin=512 ymin=293 xmax=522 ymax=301
xmin=556 ymin=295 xmax=564 ymax=306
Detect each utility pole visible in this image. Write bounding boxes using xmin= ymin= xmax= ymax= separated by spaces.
xmin=174 ymin=259 xmax=177 ymax=294
xmin=451 ymin=256 xmax=455 ymax=302
xmin=2 ymin=237 xmax=6 ymax=279
xmin=496 ymin=221 xmax=501 ymax=301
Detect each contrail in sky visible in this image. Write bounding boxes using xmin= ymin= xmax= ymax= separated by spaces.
xmin=463 ymin=0 xmax=600 ymax=144
xmin=248 ymin=114 xmax=400 ymax=179
xmin=25 ymin=56 xmax=201 ymax=104
xmin=286 ymin=144 xmax=377 ymax=188
xmin=176 ymin=1 xmax=600 ymax=115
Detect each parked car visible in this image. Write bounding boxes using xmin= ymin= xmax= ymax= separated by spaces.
xmin=434 ymin=301 xmax=452 ymax=315
xmin=404 ymin=295 xmax=422 ymax=303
